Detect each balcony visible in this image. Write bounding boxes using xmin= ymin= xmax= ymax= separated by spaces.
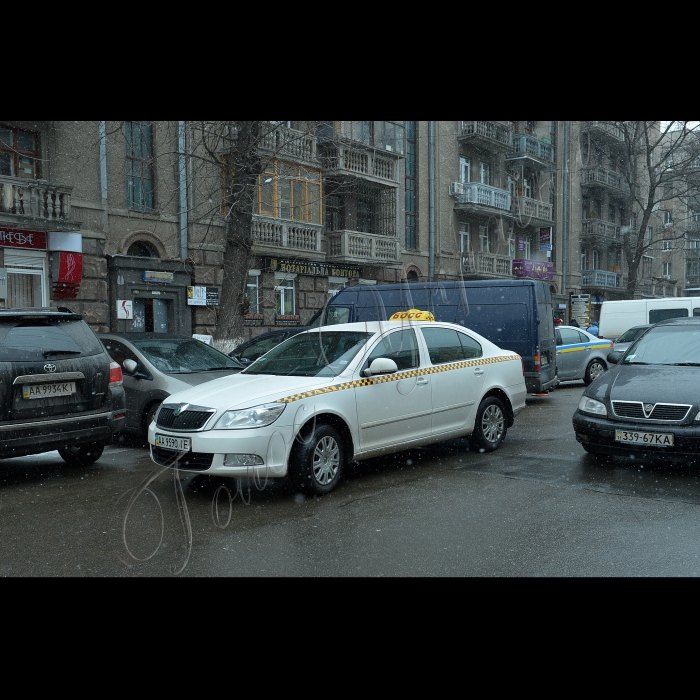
xmin=512 ymin=196 xmax=553 ymax=225
xmin=252 ymin=215 xmax=323 ymax=255
xmin=581 ymin=219 xmax=621 ymax=243
xmin=581 ymin=269 xmax=620 ymax=289
xmin=581 ymin=121 xmax=625 ymax=143
xmin=0 ymin=176 xmax=74 ymax=228
xmin=319 ymin=145 xmax=400 ymax=187
xmin=461 ymin=251 xmax=513 ymax=278
xmin=326 ymin=230 xmax=400 ymax=265
xmin=450 ymin=182 xmax=511 ymax=213
xmin=581 ymin=166 xmax=624 ymax=194
xmin=507 ymin=135 xmax=555 ymax=168
xmin=258 ymin=124 xmax=318 ymax=165
xmin=458 ymin=121 xmax=513 ymax=151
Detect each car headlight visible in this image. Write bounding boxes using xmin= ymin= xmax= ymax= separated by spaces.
xmin=578 ymin=396 xmax=607 ymax=416
xmin=215 ymin=403 xmax=286 ymax=429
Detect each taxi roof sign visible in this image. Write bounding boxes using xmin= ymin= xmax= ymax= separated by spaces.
xmin=389 ymin=309 xmax=435 ymax=322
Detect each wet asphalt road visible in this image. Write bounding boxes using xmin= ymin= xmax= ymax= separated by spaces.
xmin=2 ymin=382 xmax=700 ymax=576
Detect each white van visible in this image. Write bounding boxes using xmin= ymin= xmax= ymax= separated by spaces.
xmin=598 ymin=296 xmax=700 ymax=341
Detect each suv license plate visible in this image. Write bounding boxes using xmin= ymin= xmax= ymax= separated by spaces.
xmin=155 ymin=434 xmax=192 ymax=452
xmin=615 ymin=430 xmax=674 ymax=446
xmin=22 ymin=382 xmax=76 ymax=399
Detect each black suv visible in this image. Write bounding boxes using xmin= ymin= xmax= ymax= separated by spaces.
xmin=0 ymin=307 xmax=125 ymax=466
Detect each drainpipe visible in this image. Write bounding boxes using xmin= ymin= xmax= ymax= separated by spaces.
xmin=562 ymin=121 xmax=570 ymax=311
xmin=429 ymin=121 xmax=436 ymax=281
xmin=178 ymin=121 xmax=188 ymax=261
xmin=99 ymin=121 xmax=110 ymax=329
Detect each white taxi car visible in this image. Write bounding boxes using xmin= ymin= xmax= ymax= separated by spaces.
xmin=148 ymin=319 xmax=527 ymax=496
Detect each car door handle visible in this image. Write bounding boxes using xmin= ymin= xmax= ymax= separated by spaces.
xmin=416 ymin=378 xmax=429 ymax=386
xmin=474 ymin=368 xmax=485 ymax=376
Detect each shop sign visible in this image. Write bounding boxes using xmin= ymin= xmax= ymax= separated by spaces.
xmin=143 ymin=270 xmax=174 ymax=283
xmin=117 ymin=300 xmax=133 ymax=319
xmin=187 ymin=286 xmax=219 ymax=306
xmin=265 ymin=257 xmax=361 ymax=278
xmin=540 ymin=227 xmax=552 ymax=251
xmin=51 ymin=251 xmax=83 ymax=299
xmin=0 ymin=228 xmax=47 ymax=250
xmin=275 ymin=314 xmax=301 ymax=326
xmin=512 ymin=259 xmax=554 ymax=280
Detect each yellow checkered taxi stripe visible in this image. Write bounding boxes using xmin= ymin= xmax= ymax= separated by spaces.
xmin=275 ymin=354 xmax=521 ymax=404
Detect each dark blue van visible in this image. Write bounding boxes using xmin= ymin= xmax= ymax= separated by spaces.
xmin=310 ymin=279 xmax=557 ymax=394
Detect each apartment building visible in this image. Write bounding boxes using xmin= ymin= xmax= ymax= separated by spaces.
xmin=1 ymin=120 xmax=684 ymax=339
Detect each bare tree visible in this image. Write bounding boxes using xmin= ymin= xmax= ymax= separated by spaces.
xmin=584 ymin=121 xmax=700 ymax=297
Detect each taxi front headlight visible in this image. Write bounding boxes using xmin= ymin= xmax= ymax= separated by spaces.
xmin=215 ymin=403 xmax=286 ymax=430
xmin=578 ymin=396 xmax=607 ymax=416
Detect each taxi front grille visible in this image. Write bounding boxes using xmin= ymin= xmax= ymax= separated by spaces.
xmin=151 ymin=446 xmax=214 ymax=470
xmin=612 ymin=401 xmax=691 ymax=422
xmin=156 ymin=407 xmax=214 ymax=431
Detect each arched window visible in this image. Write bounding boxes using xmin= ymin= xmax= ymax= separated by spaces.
xmin=127 ymin=241 xmax=158 ymax=257
xmin=406 ymin=269 xmax=419 ymax=283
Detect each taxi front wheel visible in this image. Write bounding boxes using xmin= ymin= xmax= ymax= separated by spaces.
xmin=469 ymin=397 xmax=506 ymax=452
xmin=292 ymin=423 xmax=345 ymax=496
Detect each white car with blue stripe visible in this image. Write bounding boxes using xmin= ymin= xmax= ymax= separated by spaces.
xmin=556 ymin=325 xmax=614 ymax=385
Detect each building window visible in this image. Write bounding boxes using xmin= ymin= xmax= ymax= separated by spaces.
xmin=480 ymin=163 xmax=490 ymax=186
xmin=247 ymin=270 xmax=260 ymax=314
xmin=328 ymin=276 xmax=347 ymax=297
xmin=274 ymin=273 xmax=296 ymax=315
xmin=0 ymin=125 xmax=40 ymax=179
xmin=691 ymin=210 xmax=700 ymax=224
xmin=460 ymin=223 xmax=470 ymax=254
xmin=663 ymin=262 xmax=672 ymax=277
xmin=257 ymin=160 xmax=322 ymax=224
xmin=663 ymin=240 xmax=672 ymax=251
xmin=333 ymin=121 xmax=406 ymax=154
xmin=647 ymin=226 xmax=653 ymax=243
xmin=663 ymin=210 xmax=673 ymax=225
xmin=689 ymin=238 xmax=700 ymax=250
xmin=460 ymin=156 xmax=471 ymax=184
xmin=126 ymin=121 xmax=155 ymax=211
xmin=127 ymin=240 xmax=158 ymax=257
xmin=642 ymin=255 xmax=653 ymax=279
xmin=405 ymin=121 xmax=417 ymax=250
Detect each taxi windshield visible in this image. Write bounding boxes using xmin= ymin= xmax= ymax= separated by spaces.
xmin=243 ymin=331 xmax=372 ymax=377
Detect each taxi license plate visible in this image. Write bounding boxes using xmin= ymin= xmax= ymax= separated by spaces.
xmin=155 ymin=434 xmax=191 ymax=452
xmin=22 ymin=382 xmax=76 ymax=399
xmin=615 ymin=430 xmax=674 ymax=446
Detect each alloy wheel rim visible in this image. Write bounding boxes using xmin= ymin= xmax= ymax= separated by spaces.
xmin=482 ymin=405 xmax=504 ymax=443
xmin=313 ymin=436 xmax=340 ymax=484
xmin=590 ymin=363 xmax=604 ymax=380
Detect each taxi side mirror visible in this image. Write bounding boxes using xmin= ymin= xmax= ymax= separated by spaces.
xmin=364 ymin=357 xmax=399 ymax=377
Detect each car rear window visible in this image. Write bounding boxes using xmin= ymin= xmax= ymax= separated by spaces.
xmin=0 ymin=318 xmax=104 ymax=361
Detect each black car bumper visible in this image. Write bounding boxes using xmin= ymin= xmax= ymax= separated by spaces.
xmin=573 ymin=409 xmax=700 ymax=461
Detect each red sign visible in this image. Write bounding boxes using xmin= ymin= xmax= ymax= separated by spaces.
xmin=0 ymin=228 xmax=47 ymax=249
xmin=57 ymin=251 xmax=83 ymax=284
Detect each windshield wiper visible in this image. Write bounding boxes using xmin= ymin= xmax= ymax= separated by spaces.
xmin=670 ymin=362 xmax=700 ymax=366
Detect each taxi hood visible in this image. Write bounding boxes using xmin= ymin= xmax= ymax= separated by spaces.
xmin=161 ymin=372 xmax=346 ymax=411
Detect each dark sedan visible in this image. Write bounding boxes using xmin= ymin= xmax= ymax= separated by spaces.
xmin=572 ymin=318 xmax=700 ymax=463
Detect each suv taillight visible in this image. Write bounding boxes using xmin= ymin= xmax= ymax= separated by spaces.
xmin=109 ymin=361 xmax=123 ymax=386
xmin=534 ymin=349 xmax=541 ymax=373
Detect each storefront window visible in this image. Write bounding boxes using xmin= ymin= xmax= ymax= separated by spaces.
xmin=247 ymin=271 xmax=260 ymax=314
xmin=274 ymin=274 xmax=296 ymax=315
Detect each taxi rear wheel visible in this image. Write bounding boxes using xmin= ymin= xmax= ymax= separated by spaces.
xmin=292 ymin=424 xmax=345 ymax=496
xmin=469 ymin=397 xmax=506 ymax=452
xmin=583 ymin=359 xmax=606 ymax=386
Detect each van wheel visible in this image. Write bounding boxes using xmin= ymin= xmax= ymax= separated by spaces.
xmin=469 ymin=397 xmax=507 ymax=452
xmin=583 ymin=359 xmax=606 ymax=386
xmin=58 ymin=443 xmax=105 ymax=467
xmin=291 ymin=424 xmax=344 ymax=496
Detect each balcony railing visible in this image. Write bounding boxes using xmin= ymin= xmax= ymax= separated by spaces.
xmin=319 ymin=145 xmax=400 ymax=185
xmin=581 ymin=218 xmax=621 ymax=240
xmin=252 ymin=215 xmax=322 ymax=253
xmin=326 ymin=230 xmax=400 ymax=264
xmin=581 ymin=269 xmax=620 ymax=288
xmin=450 ymin=182 xmax=511 ymax=211
xmin=459 ymin=121 xmax=513 ymax=150
xmin=258 ymin=124 xmax=317 ymax=163
xmin=509 ymin=135 xmax=554 ymax=164
xmin=0 ymin=176 xmax=73 ymax=222
xmin=581 ymin=121 xmax=624 ymax=142
xmin=582 ymin=166 xmax=623 ymax=191
xmin=512 ymin=196 xmax=553 ymax=223
xmin=461 ymin=252 xmax=513 ymax=277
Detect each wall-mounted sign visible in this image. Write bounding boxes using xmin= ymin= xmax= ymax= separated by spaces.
xmin=0 ymin=228 xmax=47 ymax=250
xmin=512 ymin=259 xmax=554 ymax=280
xmin=117 ymin=300 xmax=133 ymax=319
xmin=187 ymin=286 xmax=219 ymax=306
xmin=264 ymin=257 xmax=361 ymax=278
xmin=51 ymin=251 xmax=83 ymax=299
xmin=0 ymin=268 xmax=6 ymax=300
xmin=540 ymin=227 xmax=552 ymax=251
xmin=142 ymin=270 xmax=174 ymax=283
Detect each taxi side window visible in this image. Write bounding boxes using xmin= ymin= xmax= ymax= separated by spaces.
xmin=558 ymin=329 xmax=582 ymax=345
xmin=365 ymin=329 xmax=419 ymax=371
xmin=422 ymin=327 xmax=481 ymax=364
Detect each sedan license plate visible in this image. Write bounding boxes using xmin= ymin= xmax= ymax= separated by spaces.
xmin=615 ymin=429 xmax=674 ymax=446
xmin=155 ymin=434 xmax=191 ymax=452
xmin=22 ymin=382 xmax=76 ymax=399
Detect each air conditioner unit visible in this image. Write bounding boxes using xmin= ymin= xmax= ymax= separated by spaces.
xmin=449 ymin=182 xmax=466 ymax=197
